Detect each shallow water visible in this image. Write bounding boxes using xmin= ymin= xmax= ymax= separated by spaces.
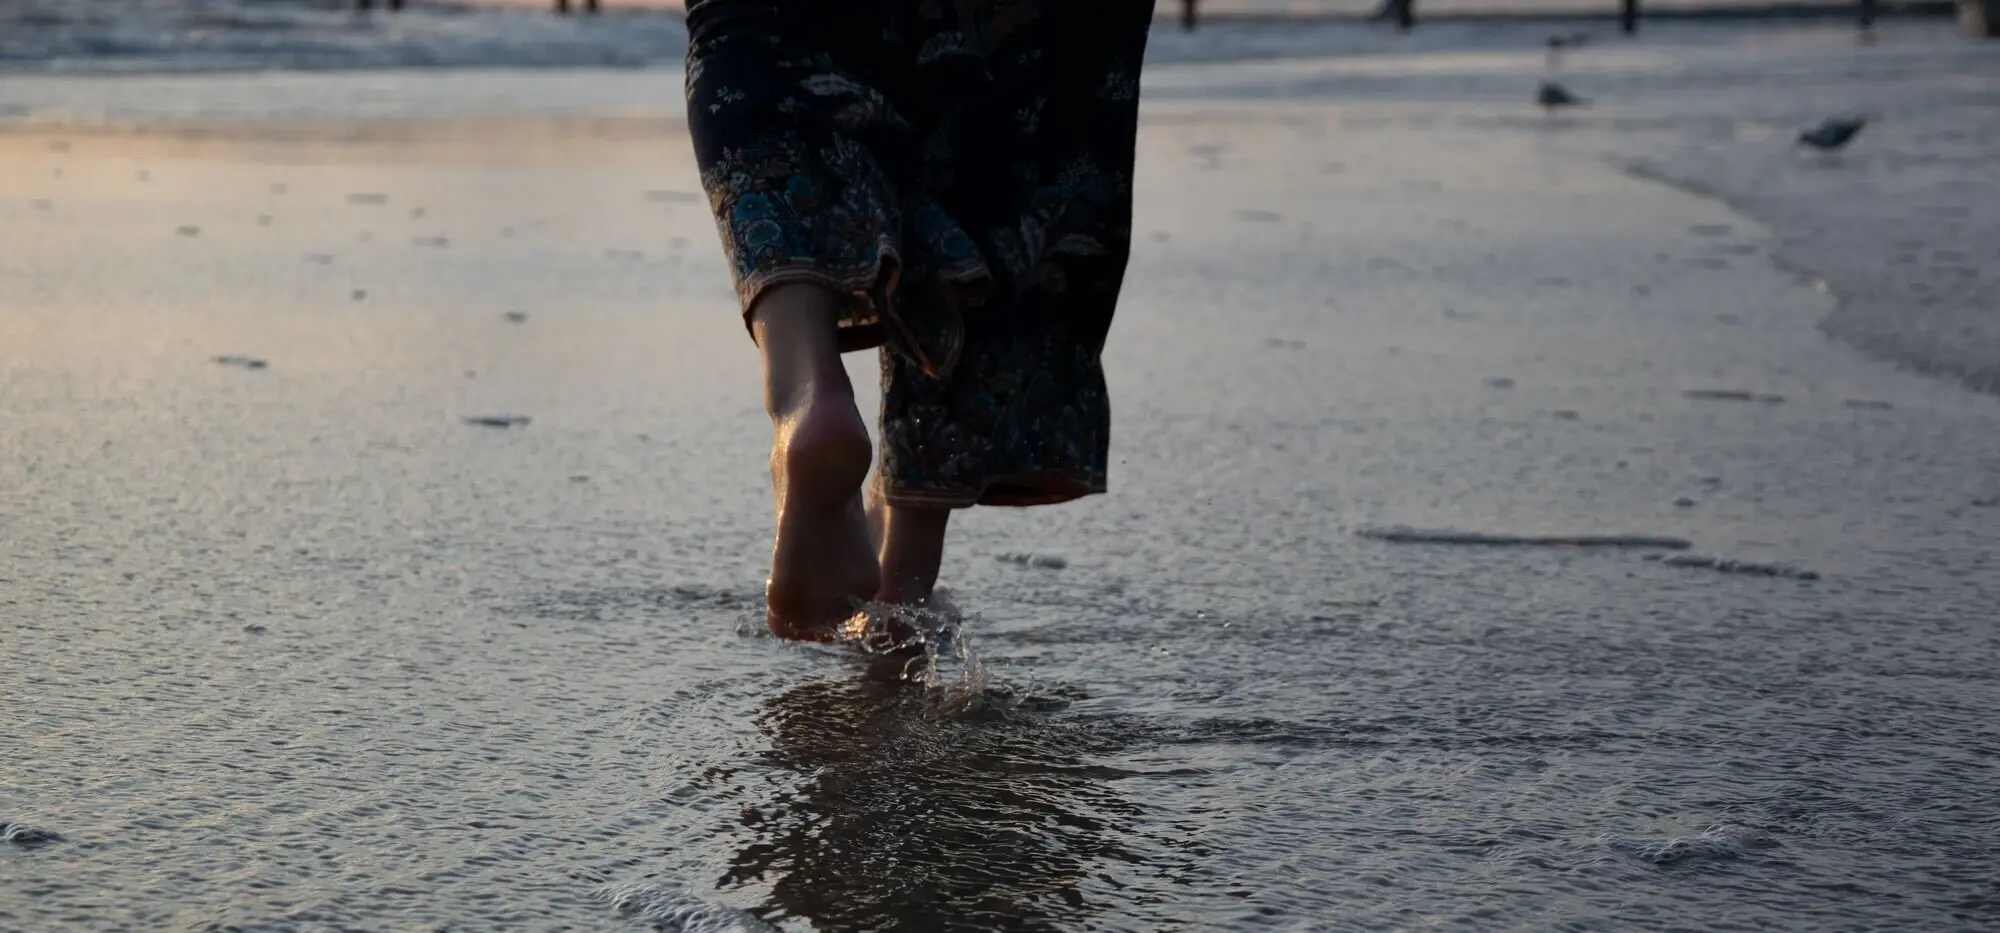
xmin=6 ymin=33 xmax=2000 ymax=933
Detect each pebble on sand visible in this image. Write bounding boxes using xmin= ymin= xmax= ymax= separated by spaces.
xmin=1357 ymin=526 xmax=1693 ymax=550
xmin=212 ymin=355 xmax=268 ymax=370
xmin=463 ymin=414 xmax=531 ymax=429
xmin=176 ymin=226 xmax=201 ymax=237
xmin=503 ymin=311 xmax=529 ymax=323
xmin=1645 ymin=552 xmax=1819 ymax=580
xmin=1484 ymin=377 xmax=1516 ymax=389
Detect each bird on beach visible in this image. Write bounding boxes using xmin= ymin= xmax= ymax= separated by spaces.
xmin=1798 ymin=117 xmax=1866 ymax=151
xmin=1537 ymin=81 xmax=1587 ymax=111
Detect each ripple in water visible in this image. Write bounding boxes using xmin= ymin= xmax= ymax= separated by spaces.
xmin=599 ymin=883 xmax=780 ymax=933
xmin=1600 ymin=824 xmax=1779 ymax=866
xmin=1 ymin=821 xmax=63 ymax=848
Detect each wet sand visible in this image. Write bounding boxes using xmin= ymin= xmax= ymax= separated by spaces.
xmin=6 ymin=29 xmax=2000 ymax=933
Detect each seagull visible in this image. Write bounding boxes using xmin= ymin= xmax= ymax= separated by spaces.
xmin=1537 ymin=82 xmax=1587 ymax=111
xmin=1798 ymin=117 xmax=1865 ymax=151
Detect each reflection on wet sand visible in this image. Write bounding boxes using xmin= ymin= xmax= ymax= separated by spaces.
xmin=726 ymin=674 xmax=1142 ymax=932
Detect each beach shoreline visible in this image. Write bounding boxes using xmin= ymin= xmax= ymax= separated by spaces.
xmin=6 ymin=18 xmax=1999 ymax=932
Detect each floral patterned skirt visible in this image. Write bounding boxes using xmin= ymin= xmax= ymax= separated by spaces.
xmin=685 ymin=0 xmax=1151 ymax=508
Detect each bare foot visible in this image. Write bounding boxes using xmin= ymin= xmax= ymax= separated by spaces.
xmin=764 ymin=382 xmax=879 ymax=641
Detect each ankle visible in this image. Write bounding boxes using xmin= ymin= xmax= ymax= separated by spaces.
xmin=765 ymin=364 xmax=854 ymax=421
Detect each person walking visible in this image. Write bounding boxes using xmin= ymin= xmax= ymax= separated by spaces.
xmin=684 ymin=1 xmax=1152 ymax=641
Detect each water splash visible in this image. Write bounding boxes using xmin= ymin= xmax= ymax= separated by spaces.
xmin=833 ymin=587 xmax=993 ymax=718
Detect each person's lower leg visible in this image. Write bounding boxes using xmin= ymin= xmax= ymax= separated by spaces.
xmin=751 ymin=284 xmax=878 ymax=639
xmin=875 ymin=503 xmax=951 ymax=606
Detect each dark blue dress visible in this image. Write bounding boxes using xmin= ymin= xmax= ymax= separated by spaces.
xmin=686 ymin=0 xmax=1151 ymax=507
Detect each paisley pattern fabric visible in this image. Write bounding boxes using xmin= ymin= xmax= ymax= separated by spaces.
xmin=686 ymin=0 xmax=1150 ymax=507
